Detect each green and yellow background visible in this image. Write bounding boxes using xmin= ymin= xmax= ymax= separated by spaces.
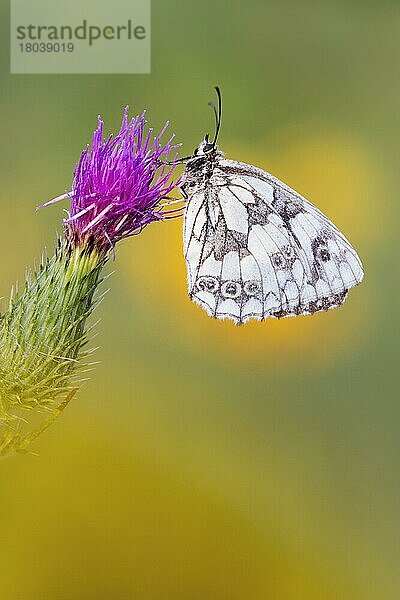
xmin=0 ymin=1 xmax=399 ymax=598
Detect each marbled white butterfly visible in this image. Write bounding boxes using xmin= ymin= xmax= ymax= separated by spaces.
xmin=180 ymin=88 xmax=364 ymax=325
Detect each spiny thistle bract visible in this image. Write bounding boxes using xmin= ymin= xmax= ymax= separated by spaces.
xmin=0 ymin=108 xmax=181 ymax=457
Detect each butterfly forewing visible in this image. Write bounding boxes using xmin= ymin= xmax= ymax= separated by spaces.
xmin=183 ymin=156 xmax=364 ymax=325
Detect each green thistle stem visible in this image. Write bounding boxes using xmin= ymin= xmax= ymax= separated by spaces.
xmin=0 ymin=240 xmax=106 ymax=455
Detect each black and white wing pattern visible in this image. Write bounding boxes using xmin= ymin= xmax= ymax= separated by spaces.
xmin=183 ymin=157 xmax=364 ymax=325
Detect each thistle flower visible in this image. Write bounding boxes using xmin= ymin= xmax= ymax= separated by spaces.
xmin=0 ymin=108 xmax=181 ymax=457
xmin=41 ymin=107 xmax=181 ymax=253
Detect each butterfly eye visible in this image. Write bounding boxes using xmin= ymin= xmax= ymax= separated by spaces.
xmin=203 ymin=143 xmax=215 ymax=153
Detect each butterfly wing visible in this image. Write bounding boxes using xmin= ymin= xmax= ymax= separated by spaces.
xmin=183 ymin=158 xmax=364 ymax=325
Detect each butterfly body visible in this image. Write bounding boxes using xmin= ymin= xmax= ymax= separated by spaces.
xmin=181 ymin=93 xmax=364 ymax=325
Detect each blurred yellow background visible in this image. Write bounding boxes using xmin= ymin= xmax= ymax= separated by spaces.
xmin=0 ymin=0 xmax=399 ymax=598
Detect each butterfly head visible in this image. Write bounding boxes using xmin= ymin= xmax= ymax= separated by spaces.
xmin=193 ymin=133 xmax=218 ymax=157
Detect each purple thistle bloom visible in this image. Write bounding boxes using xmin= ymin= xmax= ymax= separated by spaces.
xmin=40 ymin=107 xmax=182 ymax=253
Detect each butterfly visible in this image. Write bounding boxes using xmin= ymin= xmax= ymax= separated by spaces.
xmin=180 ymin=87 xmax=364 ymax=325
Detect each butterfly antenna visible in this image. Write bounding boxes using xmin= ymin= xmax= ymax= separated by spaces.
xmin=208 ymin=101 xmax=218 ymax=133
xmin=212 ymin=86 xmax=222 ymax=145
